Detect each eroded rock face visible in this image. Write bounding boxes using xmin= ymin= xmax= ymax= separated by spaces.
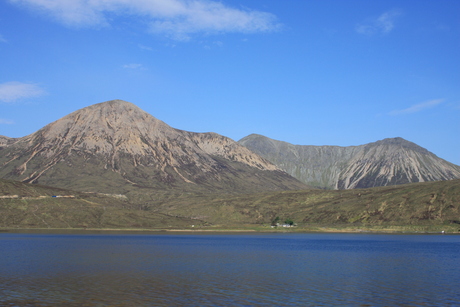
xmin=335 ymin=138 xmax=460 ymax=189
xmin=0 ymin=100 xmax=306 ymax=193
xmin=239 ymin=134 xmax=460 ymax=189
xmin=0 ymin=136 xmax=15 ymax=148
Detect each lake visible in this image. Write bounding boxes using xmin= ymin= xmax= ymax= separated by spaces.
xmin=0 ymin=232 xmax=459 ymax=306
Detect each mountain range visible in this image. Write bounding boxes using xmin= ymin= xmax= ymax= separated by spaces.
xmin=0 ymin=100 xmax=306 ymax=194
xmin=1 ymin=99 xmax=459 ymax=195
xmin=2 ymin=99 xmax=460 ymax=231
xmin=239 ymin=134 xmax=460 ymax=189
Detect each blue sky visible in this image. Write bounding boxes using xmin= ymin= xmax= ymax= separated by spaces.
xmin=1 ymin=0 xmax=459 ymax=165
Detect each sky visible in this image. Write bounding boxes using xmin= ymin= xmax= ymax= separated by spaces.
xmin=1 ymin=0 xmax=459 ymax=165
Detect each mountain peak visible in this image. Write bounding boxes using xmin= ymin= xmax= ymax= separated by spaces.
xmin=26 ymin=99 xmax=170 ymax=156
xmin=91 ymin=99 xmax=137 ymax=109
xmin=0 ymin=100 xmax=306 ymax=193
xmin=74 ymin=99 xmax=155 ymax=123
xmin=239 ymin=134 xmax=460 ymax=189
xmin=371 ymin=137 xmax=429 ymax=155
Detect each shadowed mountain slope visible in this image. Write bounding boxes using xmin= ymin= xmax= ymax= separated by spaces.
xmin=239 ymin=134 xmax=460 ymax=189
xmin=0 ymin=100 xmax=307 ymax=194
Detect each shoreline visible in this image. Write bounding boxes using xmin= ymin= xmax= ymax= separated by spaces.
xmin=1 ymin=226 xmax=457 ymax=235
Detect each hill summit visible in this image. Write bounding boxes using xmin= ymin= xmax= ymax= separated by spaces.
xmin=239 ymin=134 xmax=460 ymax=189
xmin=0 ymin=100 xmax=307 ymax=193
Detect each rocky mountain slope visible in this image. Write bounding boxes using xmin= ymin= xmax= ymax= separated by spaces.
xmin=0 ymin=136 xmax=14 ymax=147
xmin=239 ymin=134 xmax=460 ymax=189
xmin=0 ymin=100 xmax=307 ymax=194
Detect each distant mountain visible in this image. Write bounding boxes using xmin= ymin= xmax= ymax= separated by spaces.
xmin=0 ymin=100 xmax=307 ymax=194
xmin=238 ymin=134 xmax=460 ymax=189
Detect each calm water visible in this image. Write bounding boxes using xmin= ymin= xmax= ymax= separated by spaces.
xmin=0 ymin=232 xmax=459 ymax=306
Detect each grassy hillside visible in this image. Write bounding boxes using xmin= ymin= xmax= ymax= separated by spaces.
xmin=0 ymin=179 xmax=197 ymax=229
xmin=1 ymin=178 xmax=459 ymax=232
xmin=137 ymin=179 xmax=460 ymax=232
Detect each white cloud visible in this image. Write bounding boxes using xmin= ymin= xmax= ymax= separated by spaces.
xmin=203 ymin=40 xmax=223 ymax=49
xmin=0 ymin=34 xmax=7 ymax=43
xmin=0 ymin=81 xmax=47 ymax=103
xmin=9 ymin=0 xmax=281 ymax=40
xmin=389 ymin=99 xmax=443 ymax=116
xmin=122 ymin=63 xmax=145 ymax=70
xmin=138 ymin=44 xmax=153 ymax=51
xmin=0 ymin=118 xmax=14 ymax=125
xmin=213 ymin=41 xmax=223 ymax=47
xmin=9 ymin=0 xmax=108 ymax=27
xmin=356 ymin=9 xmax=402 ymax=35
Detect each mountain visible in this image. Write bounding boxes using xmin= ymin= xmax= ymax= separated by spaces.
xmin=238 ymin=134 xmax=460 ymax=189
xmin=0 ymin=100 xmax=307 ymax=194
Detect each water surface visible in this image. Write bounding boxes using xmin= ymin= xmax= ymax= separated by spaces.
xmin=1 ymin=232 xmax=459 ymax=306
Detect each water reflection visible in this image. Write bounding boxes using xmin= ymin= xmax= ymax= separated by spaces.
xmin=1 ymin=233 xmax=459 ymax=306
